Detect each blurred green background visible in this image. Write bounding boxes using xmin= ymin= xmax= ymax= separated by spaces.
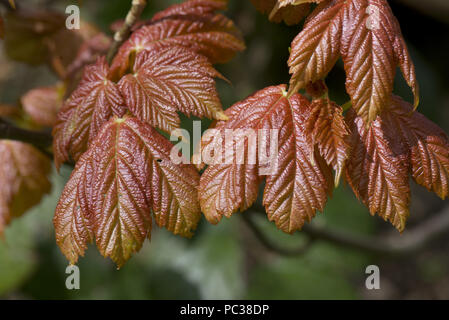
xmin=1 ymin=0 xmax=449 ymax=299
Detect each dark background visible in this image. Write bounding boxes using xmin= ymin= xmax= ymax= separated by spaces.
xmin=1 ymin=0 xmax=449 ymax=299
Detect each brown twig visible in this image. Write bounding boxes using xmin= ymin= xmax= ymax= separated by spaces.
xmin=246 ymin=202 xmax=449 ymax=257
xmin=242 ymin=213 xmax=312 ymax=256
xmin=0 ymin=0 xmax=18 ymax=10
xmin=106 ymin=0 xmax=148 ymax=64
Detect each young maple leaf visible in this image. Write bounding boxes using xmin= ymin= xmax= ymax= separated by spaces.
xmin=250 ymin=0 xmax=319 ymax=25
xmin=383 ymin=96 xmax=449 ymax=200
xmin=345 ymin=107 xmax=410 ymax=232
xmin=21 ymin=84 xmax=64 ymax=127
xmin=345 ymin=96 xmax=449 ymax=232
xmin=54 ymin=116 xmax=201 ymax=267
xmin=53 ymin=159 xmax=93 ymax=264
xmin=304 ymin=98 xmax=351 ymax=186
xmin=118 ymin=46 xmax=226 ymax=135
xmin=199 ymin=85 xmax=333 ymax=233
xmin=52 ymin=56 xmax=126 ymax=169
xmin=0 ymin=141 xmax=52 ymax=235
xmin=110 ymin=0 xmax=245 ymax=78
xmin=288 ymin=0 xmax=418 ymax=123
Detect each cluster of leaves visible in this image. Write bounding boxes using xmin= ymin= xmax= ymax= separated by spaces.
xmin=1 ymin=0 xmax=448 ymax=269
xmin=52 ymin=0 xmax=244 ymax=267
xmin=199 ymin=0 xmax=447 ymax=235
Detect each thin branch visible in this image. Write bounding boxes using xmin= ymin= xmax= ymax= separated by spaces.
xmin=0 ymin=0 xmax=18 ymax=10
xmin=106 ymin=0 xmax=148 ymax=64
xmin=247 ymin=203 xmax=449 ymax=257
xmin=242 ymin=213 xmax=312 ymax=256
xmin=0 ymin=118 xmax=53 ymax=152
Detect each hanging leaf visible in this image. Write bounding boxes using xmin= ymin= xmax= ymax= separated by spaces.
xmin=110 ymin=0 xmax=245 ymax=77
xmin=382 ymin=96 xmax=449 ymax=200
xmin=199 ymin=85 xmax=333 ymax=233
xmin=288 ymin=0 xmax=418 ymax=123
xmin=304 ymin=98 xmax=351 ymax=185
xmin=53 ymin=158 xmax=93 ymax=265
xmin=118 ymin=46 xmax=226 ymax=135
xmin=52 ymin=57 xmax=126 ymax=169
xmin=0 ymin=141 xmax=51 ymax=235
xmin=345 ymin=107 xmax=410 ymax=232
xmin=54 ymin=116 xmax=201 ymax=267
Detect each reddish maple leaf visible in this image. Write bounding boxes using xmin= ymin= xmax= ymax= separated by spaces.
xmin=52 ymin=56 xmax=126 ymax=169
xmin=382 ymin=96 xmax=449 ymax=200
xmin=345 ymin=106 xmax=410 ymax=232
xmin=345 ymin=96 xmax=449 ymax=231
xmin=54 ymin=116 xmax=201 ymax=267
xmin=118 ymin=46 xmax=226 ymax=135
xmin=288 ymin=0 xmax=419 ymax=123
xmin=199 ymin=85 xmax=333 ymax=233
xmin=0 ymin=141 xmax=52 ymax=235
xmin=110 ymin=0 xmax=245 ymax=78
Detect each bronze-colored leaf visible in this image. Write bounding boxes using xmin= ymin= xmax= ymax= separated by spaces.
xmin=21 ymin=84 xmax=64 ymax=127
xmin=305 ymin=98 xmax=351 ymax=185
xmin=110 ymin=0 xmax=245 ymax=77
xmin=345 ymin=107 xmax=410 ymax=232
xmin=288 ymin=0 xmax=344 ymax=94
xmin=0 ymin=141 xmax=51 ymax=235
xmin=52 ymin=57 xmax=126 ymax=169
xmin=288 ymin=0 xmax=419 ymax=123
xmin=54 ymin=116 xmax=201 ymax=267
xmin=199 ymin=85 xmax=333 ymax=233
xmin=382 ymin=96 xmax=449 ymax=200
xmin=118 ymin=47 xmax=226 ymax=135
xmin=53 ymin=157 xmax=93 ymax=264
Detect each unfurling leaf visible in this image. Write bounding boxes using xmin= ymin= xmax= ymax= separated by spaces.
xmin=0 ymin=141 xmax=51 ymax=235
xmin=54 ymin=116 xmax=201 ymax=267
xmin=288 ymin=0 xmax=418 ymax=123
xmin=304 ymin=98 xmax=351 ymax=185
xmin=21 ymin=84 xmax=64 ymax=127
xmin=250 ymin=0 xmax=318 ymax=25
xmin=53 ymin=57 xmax=126 ymax=169
xmin=118 ymin=46 xmax=226 ymax=134
xmin=110 ymin=0 xmax=245 ymax=77
xmin=199 ymin=85 xmax=333 ymax=233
